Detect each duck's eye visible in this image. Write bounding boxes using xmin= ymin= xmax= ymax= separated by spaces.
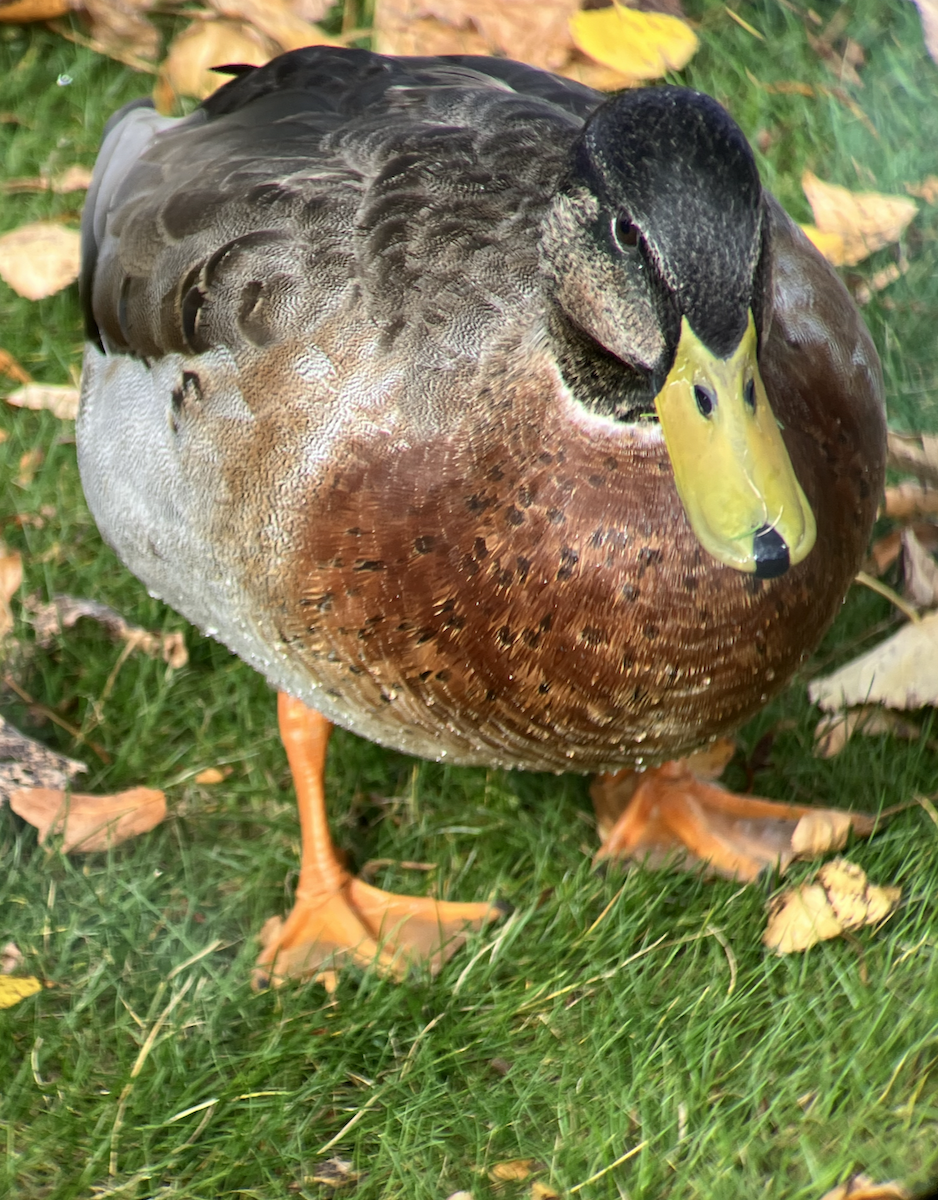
xmin=694 ymin=384 xmax=715 ymax=418
xmin=743 ymin=378 xmax=756 ymax=412
xmin=613 ymin=214 xmax=639 ymax=249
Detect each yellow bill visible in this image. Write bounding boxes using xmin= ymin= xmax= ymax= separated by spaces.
xmin=654 ymin=312 xmax=816 ymax=577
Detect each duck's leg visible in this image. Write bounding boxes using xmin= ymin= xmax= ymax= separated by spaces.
xmin=253 ymin=693 xmax=501 ymax=987
xmin=592 ymin=758 xmax=875 ymax=883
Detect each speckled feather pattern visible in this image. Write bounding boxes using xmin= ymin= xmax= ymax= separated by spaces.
xmin=77 ymin=48 xmax=885 ymax=773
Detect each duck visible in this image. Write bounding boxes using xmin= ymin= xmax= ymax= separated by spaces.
xmin=77 ymin=45 xmax=886 ymax=985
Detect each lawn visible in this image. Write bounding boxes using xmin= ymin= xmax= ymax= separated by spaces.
xmin=2 ymin=2 xmax=938 ymax=1197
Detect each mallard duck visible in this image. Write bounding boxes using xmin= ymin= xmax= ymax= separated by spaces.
xmin=77 ymin=46 xmax=885 ymax=984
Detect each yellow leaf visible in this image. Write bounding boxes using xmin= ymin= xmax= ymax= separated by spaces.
xmin=156 ymin=19 xmax=275 ymax=107
xmin=490 ymin=1160 xmax=539 ymax=1182
xmin=194 ymin=766 xmax=228 ymax=784
xmin=570 ymin=3 xmax=698 ymax=82
xmin=802 ymin=171 xmax=917 ymax=267
xmin=0 ymin=221 xmax=80 ymax=301
xmin=799 ymin=223 xmax=847 ymax=265
xmin=0 ymin=976 xmax=42 ymax=1010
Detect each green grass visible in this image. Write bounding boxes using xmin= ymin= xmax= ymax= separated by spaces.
xmin=2 ymin=2 xmax=938 ymax=1197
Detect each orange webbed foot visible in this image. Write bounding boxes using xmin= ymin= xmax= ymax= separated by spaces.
xmin=592 ymin=754 xmax=876 ymax=883
xmin=252 ymin=692 xmax=501 ymax=988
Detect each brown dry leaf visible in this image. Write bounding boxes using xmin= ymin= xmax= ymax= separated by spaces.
xmin=1 ymin=941 xmax=24 ymax=974
xmin=1 ymin=164 xmax=94 ymax=194
xmin=883 ymin=483 xmax=938 ymax=520
xmin=156 ymin=19 xmax=275 ymax=108
xmin=5 ymin=382 xmax=80 ymax=420
xmin=375 ymin=0 xmax=580 ymax=71
xmin=907 ymin=175 xmax=938 ymax=204
xmin=0 ymin=222 xmax=80 ymax=301
xmin=790 ymin=809 xmax=869 ymax=856
xmin=0 ymin=0 xmax=68 ymax=20
xmin=15 ymin=448 xmax=43 ymax=488
xmin=820 ymin=1175 xmax=910 ymax=1200
xmin=801 ymin=171 xmax=917 ymax=267
xmin=490 ymin=1160 xmax=540 ymax=1183
xmin=0 ymin=714 xmax=87 ymax=807
xmin=809 ymin=609 xmax=938 ymax=712
xmin=887 ymin=429 xmax=938 ymax=487
xmin=570 ymin=2 xmax=699 ymax=81
xmin=912 ymin=0 xmax=938 ymax=64
xmin=83 ymin=0 xmax=160 ymax=62
xmin=0 ymin=348 xmax=31 ymax=384
xmin=0 ymin=975 xmax=43 ymax=1009
xmin=10 ymin=785 xmax=166 ymax=852
xmin=813 ymin=706 xmax=921 ymax=759
xmin=0 ymin=543 xmax=23 ymax=642
xmin=308 ymin=1158 xmax=362 ymax=1187
xmin=29 ymin=595 xmax=188 ymax=668
xmin=206 ymin=0 xmax=340 ymax=52
xmin=530 ymin=1184 xmax=561 ymax=1200
xmin=194 ymin=766 xmax=231 ymax=784
xmin=902 ymin=528 xmax=938 ymax=608
xmin=764 ymin=858 xmax=901 ymax=954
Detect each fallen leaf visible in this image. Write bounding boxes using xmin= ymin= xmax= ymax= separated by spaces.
xmin=0 ymin=348 xmax=31 ymax=384
xmin=0 ymin=221 xmax=81 ymax=300
xmin=764 ymin=858 xmax=900 ymax=953
xmin=308 ymin=1157 xmax=362 ymax=1186
xmin=206 ymin=0 xmax=339 ymax=52
xmin=887 ymin=429 xmax=938 ymax=487
xmin=820 ymin=1174 xmax=910 ymax=1200
xmin=0 ymin=941 xmax=24 ymax=974
xmin=530 ymin=1184 xmax=561 ymax=1200
xmin=813 ymin=706 xmax=921 ymax=759
xmin=809 ymin=610 xmax=938 ymax=712
xmin=490 ymin=1160 xmax=540 ymax=1183
xmin=883 ymin=484 xmax=938 ymax=520
xmin=801 ymin=170 xmax=917 ymax=267
xmin=556 ymin=54 xmax=637 ymax=92
xmin=0 ymin=0 xmax=68 ymax=20
xmin=570 ymin=2 xmax=699 ymax=80
xmin=83 ymin=0 xmax=161 ymax=62
xmin=445 ymin=1193 xmax=475 ymax=1200
xmin=29 ymin=595 xmax=188 ymax=668
xmin=1 ymin=164 xmax=94 ymax=194
xmin=15 ymin=448 xmax=43 ymax=487
xmin=10 ymin=785 xmax=167 ymax=852
xmin=194 ymin=766 xmax=231 ymax=784
xmin=0 ymin=714 xmax=87 ymax=807
xmin=901 ymin=528 xmax=938 ymax=608
xmin=375 ymin=0 xmax=580 ymax=71
xmin=912 ymin=0 xmax=938 ymax=65
xmin=907 ymin=174 xmax=938 ymax=204
xmin=4 ymin=382 xmax=79 ymax=420
xmin=155 ymin=19 xmax=275 ymax=107
xmin=0 ymin=543 xmax=22 ymax=641
xmin=790 ymin=810 xmax=867 ymax=856
xmin=0 ymin=976 xmax=43 ymax=1009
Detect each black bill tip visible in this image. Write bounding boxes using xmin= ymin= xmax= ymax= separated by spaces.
xmin=753 ymin=524 xmax=790 ymax=579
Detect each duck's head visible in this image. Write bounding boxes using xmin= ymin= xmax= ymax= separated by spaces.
xmin=544 ymin=85 xmax=815 ymax=579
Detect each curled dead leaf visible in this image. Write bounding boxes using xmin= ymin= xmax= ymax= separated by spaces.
xmin=207 ymin=0 xmax=340 ymax=52
xmin=194 ymin=766 xmax=230 ymax=784
xmin=764 ymin=858 xmax=900 ymax=954
xmin=570 ymin=3 xmax=699 ymax=81
xmin=530 ymin=1184 xmax=561 ymax=1200
xmin=156 ymin=19 xmax=275 ymax=108
xmin=0 ymin=221 xmax=81 ymax=300
xmin=0 ymin=975 xmax=43 ymax=1009
xmin=790 ymin=809 xmax=871 ymax=856
xmin=801 ymin=171 xmax=917 ymax=267
xmin=809 ymin=610 xmax=938 ymax=712
xmin=0 ymin=347 xmax=31 ymax=384
xmin=29 ymin=595 xmax=188 ymax=668
xmin=814 ymin=706 xmax=921 ymax=759
xmin=5 ymin=382 xmax=80 ymax=420
xmin=10 ymin=785 xmax=166 ymax=852
xmin=820 ymin=1172 xmax=910 ymax=1200
xmin=0 ymin=0 xmax=69 ymax=20
xmin=375 ymin=0 xmax=580 ymax=71
xmin=0 ymin=544 xmax=23 ymax=641
xmin=490 ymin=1160 xmax=541 ymax=1183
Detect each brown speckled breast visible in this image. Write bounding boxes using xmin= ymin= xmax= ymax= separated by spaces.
xmin=250 ymin=212 xmax=884 ymax=774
